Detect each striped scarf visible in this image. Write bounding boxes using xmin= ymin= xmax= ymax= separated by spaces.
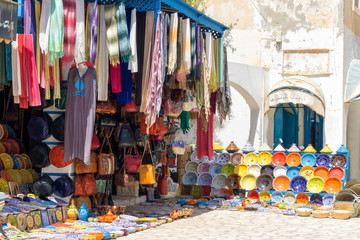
xmin=48 ymin=0 xmax=64 ymax=64
xmin=116 ymin=2 xmax=132 ymax=63
xmin=62 ymin=0 xmax=76 ymax=63
xmin=104 ymin=5 xmax=120 ymax=66
xmin=183 ymin=18 xmax=191 ymax=74
xmin=90 ymin=0 xmax=98 ymax=66
xmin=167 ymin=13 xmax=178 ymax=75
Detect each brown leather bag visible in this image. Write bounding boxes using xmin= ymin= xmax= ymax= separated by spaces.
xmin=75 ymin=151 xmax=97 ymax=174
xmin=98 ymin=134 xmax=115 ymax=175
xmin=84 ymin=174 xmax=97 ymax=195
xmin=157 ymin=165 xmax=168 ymax=195
xmin=75 ymin=175 xmax=86 ymax=196
xmin=114 ymin=166 xmax=135 ymax=187
xmin=96 ymin=99 xmax=117 ymax=114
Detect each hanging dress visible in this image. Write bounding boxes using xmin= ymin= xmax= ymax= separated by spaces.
xmin=64 ymin=66 xmax=97 ymax=164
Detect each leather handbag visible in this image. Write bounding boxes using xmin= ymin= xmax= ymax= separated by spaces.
xmin=139 ymin=140 xmax=156 ymax=185
xmin=124 ymin=100 xmax=139 ymax=112
xmin=4 ymin=89 xmax=18 ymax=124
xmin=75 ymin=151 xmax=97 ymax=174
xmin=98 ymin=134 xmax=115 ymax=175
xmin=96 ymin=99 xmax=117 ymax=114
xmin=84 ymin=173 xmax=97 ymax=195
xmin=91 ymin=133 xmax=100 ymax=150
xmin=118 ymin=121 xmax=135 ymax=147
xmin=140 ymin=117 xmax=167 ymax=136
xmin=157 ymin=165 xmax=168 ymax=195
xmin=124 ymin=144 xmax=142 ymax=173
xmin=75 ymin=175 xmax=86 ymax=196
xmin=114 ymin=165 xmax=135 ymax=187
xmin=99 ymin=114 xmax=116 ymax=127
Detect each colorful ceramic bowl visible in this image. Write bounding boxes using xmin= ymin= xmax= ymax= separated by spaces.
xmin=198 ymin=173 xmax=213 ymax=186
xmin=190 ymin=151 xmax=200 ymax=162
xmin=290 ymin=176 xmax=308 ymax=193
xmin=247 ymin=164 xmax=261 ymax=177
xmin=0 ymin=178 xmax=9 ymax=193
xmin=221 ymin=163 xmax=235 ymax=177
xmin=185 ymin=162 xmax=199 ymax=173
xmin=247 ymin=190 xmax=259 ymax=200
xmin=273 ymin=175 xmax=291 ymax=191
xmin=197 ymin=162 xmax=210 ymax=174
xmin=301 ymin=154 xmax=316 ymax=167
xmin=283 ymin=192 xmax=296 ymax=204
xmin=240 ymin=174 xmax=257 ymax=190
xmin=271 ymin=191 xmax=283 ymax=203
xmin=324 ymin=176 xmax=342 ymax=194
xmin=218 ymin=153 xmax=231 ymax=165
xmin=331 ymin=154 xmax=347 ymax=167
xmin=208 ymin=152 xmax=218 ymax=164
xmin=314 ymin=166 xmax=329 ymax=180
xmin=328 ymin=167 xmax=344 ymax=180
xmin=182 ymin=171 xmax=198 ymax=185
xmin=209 ymin=163 xmax=222 ymax=176
xmin=260 ymin=165 xmax=274 ymax=176
xmin=230 ymin=153 xmax=244 ymax=165
xmin=316 ymin=154 xmax=331 ymax=167
xmin=300 ymin=166 xmax=315 ymax=180
xmin=271 ymin=152 xmax=286 ymax=166
xmin=286 ymin=167 xmax=300 ymax=180
xmin=10 ymin=155 xmax=19 ymax=169
xmin=0 ymin=153 xmax=13 ymax=170
xmin=259 ymin=190 xmax=271 ymax=201
xmin=1 ymin=170 xmax=12 ymax=182
xmin=256 ymin=173 xmax=273 ymax=191
xmin=258 ymin=152 xmax=272 ymax=165
xmin=307 ymin=177 xmax=325 ymax=193
xmin=7 ymin=169 xmax=21 ymax=183
xmin=323 ymin=195 xmax=335 ymax=206
xmin=234 ymin=164 xmax=247 ymax=177
xmin=286 ymin=153 xmax=301 ymax=167
xmin=244 ymin=153 xmax=258 ymax=165
xmin=296 ymin=192 xmax=309 ymax=204
xmin=310 ymin=193 xmax=323 ymax=205
xmin=225 ymin=174 xmax=241 ymax=189
xmin=212 ymin=174 xmax=227 ymax=189
xmin=273 ymin=166 xmax=287 ymax=177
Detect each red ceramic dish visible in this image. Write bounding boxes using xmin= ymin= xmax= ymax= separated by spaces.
xmin=314 ymin=166 xmax=329 ymax=180
xmin=273 ymin=175 xmax=290 ymax=191
xmin=296 ymin=192 xmax=309 ymax=204
xmin=324 ymin=176 xmax=342 ymax=194
xmin=247 ymin=189 xmax=259 ymax=200
xmin=328 ymin=167 xmax=344 ymax=180
xmin=271 ymin=152 xmax=286 ymax=166
xmin=1 ymin=170 xmax=12 ymax=182
xmin=286 ymin=153 xmax=301 ymax=166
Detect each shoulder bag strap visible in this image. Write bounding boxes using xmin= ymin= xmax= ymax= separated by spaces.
xmin=141 ymin=140 xmax=154 ymax=165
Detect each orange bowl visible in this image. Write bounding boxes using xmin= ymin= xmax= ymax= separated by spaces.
xmin=314 ymin=166 xmax=329 ymax=180
xmin=271 ymin=152 xmax=286 ymax=166
xmin=273 ymin=175 xmax=290 ymax=191
xmin=286 ymin=153 xmax=301 ymax=166
xmin=324 ymin=176 xmax=342 ymax=194
xmin=328 ymin=167 xmax=344 ymax=180
xmin=296 ymin=192 xmax=309 ymax=204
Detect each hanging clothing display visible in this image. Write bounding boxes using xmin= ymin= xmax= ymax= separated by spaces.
xmin=64 ymin=66 xmax=97 ymax=164
xmin=74 ymin=0 xmax=86 ymax=63
xmin=128 ymin=8 xmax=138 ymax=72
xmin=167 ymin=13 xmax=178 ymax=75
xmin=48 ymin=0 xmax=64 ymax=64
xmin=104 ymin=4 xmax=120 ymax=66
xmin=39 ymin=0 xmax=51 ymax=54
xmin=183 ymin=18 xmax=191 ymax=75
xmin=116 ymin=2 xmax=132 ymax=63
xmin=110 ymin=62 xmax=122 ymax=93
xmin=11 ymin=39 xmax=21 ymax=103
xmin=97 ymin=5 xmax=109 ymax=101
xmin=90 ymin=0 xmax=98 ymax=66
xmin=134 ymin=12 xmax=146 ymax=106
xmin=62 ymin=0 xmax=76 ymax=63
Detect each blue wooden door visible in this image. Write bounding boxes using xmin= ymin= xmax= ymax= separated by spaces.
xmin=274 ymin=104 xmax=298 ymax=149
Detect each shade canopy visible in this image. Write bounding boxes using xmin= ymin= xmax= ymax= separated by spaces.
xmin=264 ymin=76 xmax=325 ymax=117
xmin=345 ymin=59 xmax=360 ymax=103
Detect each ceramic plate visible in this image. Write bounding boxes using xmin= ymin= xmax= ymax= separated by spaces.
xmin=230 ymin=153 xmax=244 ymax=165
xmin=244 ymin=153 xmax=258 ymax=165
xmin=296 ymin=192 xmax=309 ymax=204
xmin=258 ymin=152 xmax=272 ymax=165
xmin=290 ymin=176 xmax=307 ymax=193
xmin=314 ymin=166 xmax=329 ymax=180
xmin=247 ymin=190 xmax=259 ymax=200
xmin=316 ymin=154 xmax=331 ymax=167
xmin=185 ymin=162 xmax=199 ymax=173
xmin=301 ymin=154 xmax=316 ymax=167
xmin=256 ymin=173 xmax=273 ymax=191
xmin=300 ymin=166 xmax=314 ymax=180
xmin=271 ymin=152 xmax=286 ymax=166
xmin=234 ymin=164 xmax=247 ymax=177
xmin=274 ymin=166 xmax=287 ymax=177
xmin=198 ymin=173 xmax=213 ymax=186
xmin=283 ymin=192 xmax=296 ymax=204
xmin=221 ymin=163 xmax=235 ymax=177
xmin=286 ymin=167 xmax=300 ymax=180
xmin=247 ymin=165 xmax=261 ymax=177
xmin=209 ymin=163 xmax=222 ymax=176
xmin=307 ymin=177 xmax=325 ymax=193
xmin=218 ymin=153 xmax=231 ymax=165
xmin=273 ymin=175 xmax=290 ymax=191
xmin=207 ymin=153 xmax=218 ymax=164
xmin=182 ymin=172 xmax=198 ymax=185
xmin=323 ymin=195 xmax=334 ymax=206
xmin=259 ymin=191 xmax=271 ymax=201
xmin=240 ymin=174 xmax=257 ymax=190
xmin=328 ymin=167 xmax=344 ymax=180
xmin=212 ymin=174 xmax=227 ymax=189
xmin=331 ymin=154 xmax=347 ymax=167
xmin=286 ymin=153 xmax=301 ymax=166
xmin=324 ymin=176 xmax=342 ymax=194
xmin=309 ymin=193 xmax=323 ymax=205
xmin=225 ymin=174 xmax=241 ymax=189
xmin=190 ymin=151 xmax=200 ymax=162
xmin=260 ymin=165 xmax=274 ymax=176
xmin=271 ymin=191 xmax=283 ymax=203
xmin=197 ymin=162 xmax=210 ymax=174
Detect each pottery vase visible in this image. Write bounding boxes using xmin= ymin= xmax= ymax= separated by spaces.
xmin=78 ymin=200 xmax=89 ymax=221
xmin=67 ymin=199 xmax=78 ymax=220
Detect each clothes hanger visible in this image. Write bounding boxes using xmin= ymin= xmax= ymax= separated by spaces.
xmin=71 ymin=61 xmax=93 ymax=68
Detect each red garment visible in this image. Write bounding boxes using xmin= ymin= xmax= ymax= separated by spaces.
xmin=49 ymin=66 xmax=54 ymax=88
xmin=110 ymin=62 xmax=122 ymax=93
xmin=62 ymin=0 xmax=76 ymax=63
xmin=17 ymin=34 xmax=28 ymax=109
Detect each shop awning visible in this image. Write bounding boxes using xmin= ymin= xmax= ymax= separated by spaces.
xmin=264 ymin=76 xmax=325 ymax=117
xmin=345 ymin=59 xmax=360 ymax=103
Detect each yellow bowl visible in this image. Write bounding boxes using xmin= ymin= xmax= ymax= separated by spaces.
xmin=259 ymin=190 xmax=271 ymax=201
xmin=244 ymin=153 xmax=258 ymax=165
xmin=234 ymin=164 xmax=247 ymax=177
xmin=307 ymin=176 xmax=325 ymax=193
xmin=240 ymin=174 xmax=257 ymax=190
xmin=8 ymin=169 xmax=22 ymax=184
xmin=300 ymin=166 xmax=315 ymax=180
xmin=0 ymin=153 xmax=13 ymax=170
xmin=258 ymin=152 xmax=272 ymax=165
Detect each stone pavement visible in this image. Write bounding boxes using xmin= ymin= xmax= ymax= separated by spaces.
xmin=123 ymin=205 xmax=360 ymax=240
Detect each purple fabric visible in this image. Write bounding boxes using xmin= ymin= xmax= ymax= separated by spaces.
xmin=24 ymin=0 xmax=31 ymax=34
xmin=90 ymin=0 xmax=98 ymax=65
xmin=31 ymin=0 xmax=36 ymax=58
xmin=195 ymin=26 xmax=201 ymax=80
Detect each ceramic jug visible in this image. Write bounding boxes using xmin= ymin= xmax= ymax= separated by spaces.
xmin=226 ymin=141 xmax=239 ymax=153
xmin=213 ymin=141 xmax=224 ymax=152
xmin=67 ymin=199 xmax=78 ymax=220
xmin=78 ymin=200 xmax=89 ymax=221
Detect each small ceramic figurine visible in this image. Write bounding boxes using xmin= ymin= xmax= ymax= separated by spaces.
xmin=67 ymin=199 xmax=78 ymax=220
xmin=77 ymin=200 xmax=89 ymax=221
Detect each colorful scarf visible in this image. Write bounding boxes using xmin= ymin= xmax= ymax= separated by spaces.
xmin=53 ymin=59 xmax=61 ymax=99
xmin=48 ymin=0 xmax=64 ymax=64
xmin=116 ymin=2 xmax=132 ymax=63
xmin=190 ymin=22 xmax=196 ymax=80
xmin=35 ymin=0 xmax=40 ymax=83
xmin=0 ymin=42 xmax=10 ymax=86
xmin=135 ymin=12 xmax=146 ymax=106
xmin=205 ymin=32 xmax=212 ymax=75
xmin=85 ymin=3 xmax=90 ymax=61
xmin=162 ymin=13 xmax=170 ymax=79
xmin=90 ymin=0 xmax=98 ymax=66
xmin=24 ymin=0 xmax=31 ymax=34
xmin=195 ymin=26 xmax=201 ymax=80
xmin=74 ymin=0 xmax=86 ymax=63
xmin=218 ymin=37 xmax=224 ymax=88
xmin=98 ymin=5 xmax=109 ymax=101
xmin=217 ymin=46 xmax=231 ymax=124
xmin=210 ymin=38 xmax=218 ymax=93
xmin=5 ymin=43 xmax=12 ymax=81
xmin=183 ymin=18 xmax=191 ymax=74
xmin=44 ymin=54 xmax=51 ymax=100
xmin=104 ymin=5 xmax=120 ymax=66
xmin=201 ymin=34 xmax=210 ymax=121
xmin=128 ymin=8 xmax=138 ymax=72
xmin=181 ymin=111 xmax=190 ymax=133
xmin=62 ymin=0 xmax=76 ymax=63
xmin=167 ymin=13 xmax=178 ymax=75
xmin=110 ymin=62 xmax=121 ymax=93
xmin=39 ymin=0 xmax=51 ymax=54
xmin=174 ymin=17 xmax=186 ymax=88
xmin=11 ymin=38 xmax=21 ymax=103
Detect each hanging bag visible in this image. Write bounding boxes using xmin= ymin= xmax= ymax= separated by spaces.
xmin=98 ymin=129 xmax=115 ymax=175
xmin=118 ymin=121 xmax=135 ymax=147
xmin=182 ymin=89 xmax=196 ymax=112
xmin=171 ymin=130 xmax=186 ymax=155
xmin=139 ymin=140 xmax=156 ymax=185
xmin=157 ymin=165 xmax=168 ymax=195
xmin=114 ymin=165 xmax=135 ymax=187
xmin=91 ymin=133 xmax=100 ymax=150
xmin=75 ymin=151 xmax=98 ymax=174
xmin=124 ymin=144 xmax=142 ymax=173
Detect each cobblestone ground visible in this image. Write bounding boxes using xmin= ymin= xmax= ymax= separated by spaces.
xmin=124 ymin=205 xmax=360 ymax=240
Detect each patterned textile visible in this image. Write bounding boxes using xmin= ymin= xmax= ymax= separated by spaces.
xmin=39 ymin=0 xmax=51 ymax=54
xmin=48 ymin=0 xmax=64 ymax=64
xmin=90 ymin=0 xmax=98 ymax=66
xmin=167 ymin=13 xmax=178 ymax=75
xmin=104 ymin=4 xmax=120 ymax=66
xmin=116 ymin=2 xmax=132 ymax=63
xmin=74 ymin=0 xmax=86 ymax=63
xmin=62 ymin=0 xmax=76 ymax=63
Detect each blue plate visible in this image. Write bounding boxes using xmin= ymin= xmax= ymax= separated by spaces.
xmin=301 ymin=154 xmax=316 ymax=167
xmin=290 ymin=176 xmax=307 ymax=193
xmin=316 ymin=154 xmax=330 ymax=167
xmin=271 ymin=191 xmax=283 ymax=203
xmin=310 ymin=193 xmax=323 ymax=205
xmin=286 ymin=167 xmax=300 ymax=179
